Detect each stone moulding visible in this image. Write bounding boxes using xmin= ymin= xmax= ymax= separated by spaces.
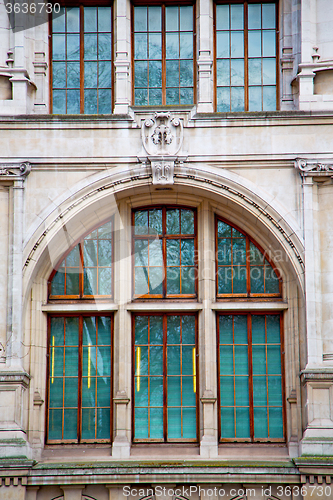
xmin=0 ymin=161 xmax=31 ymax=180
xmin=295 ymin=158 xmax=333 ymax=177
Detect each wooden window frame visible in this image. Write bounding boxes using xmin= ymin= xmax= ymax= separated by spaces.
xmin=49 ymin=1 xmax=114 ymax=114
xmin=216 ymin=311 xmax=286 ymax=443
xmin=131 ymin=1 xmax=197 ymax=106
xmin=48 ymin=217 xmax=114 ymax=300
xmin=132 ymin=205 xmax=198 ymax=299
xmin=132 ymin=312 xmax=199 ymax=443
xmin=46 ymin=313 xmax=114 ymax=444
xmin=215 ymin=215 xmax=283 ymax=299
xmin=213 ymin=0 xmax=279 ymax=112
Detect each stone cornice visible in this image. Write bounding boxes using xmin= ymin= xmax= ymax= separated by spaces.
xmin=295 ymin=158 xmax=333 ymax=177
xmin=0 ymin=371 xmax=31 ymax=387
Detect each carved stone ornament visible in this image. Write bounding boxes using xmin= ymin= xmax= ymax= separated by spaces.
xmin=151 ymin=159 xmax=175 ymax=185
xmin=142 ymin=112 xmax=183 ymax=156
xmin=0 ymin=161 xmax=31 ymax=179
xmin=295 ymin=158 xmax=333 ymax=176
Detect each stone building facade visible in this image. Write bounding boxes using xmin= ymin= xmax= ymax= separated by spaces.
xmin=0 ymin=0 xmax=333 ymax=499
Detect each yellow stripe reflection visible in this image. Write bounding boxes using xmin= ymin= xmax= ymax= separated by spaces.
xmin=137 ymin=347 xmax=141 ymax=392
xmin=193 ymin=347 xmax=196 ymax=393
xmin=51 ymin=336 xmax=55 ymax=384
xmin=88 ymin=343 xmax=91 ymax=389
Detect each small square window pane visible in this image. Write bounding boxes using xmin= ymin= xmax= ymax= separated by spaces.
xmin=234 ymin=315 xmax=248 ymax=344
xmin=96 ymin=408 xmax=110 ymax=439
xmin=268 ymin=376 xmax=282 ymax=406
xmin=135 ymin=88 xmax=148 ymax=105
xmin=231 ymin=87 xmax=244 ymax=111
xmin=81 ymin=408 xmax=96 ymax=440
xmin=220 ymin=346 xmax=233 ymax=375
xmin=230 ymin=4 xmax=243 ymax=30
xmin=230 ymin=59 xmax=244 ymax=86
xmin=249 ymin=86 xmax=262 ymax=112
xmin=263 ymin=30 xmax=276 ymax=57
xmin=84 ymin=7 xmax=97 ymax=32
xmin=166 ymin=87 xmax=179 ymax=105
xmin=262 ymin=4 xmax=276 ymax=29
xmin=216 ymin=32 xmax=230 ymax=58
xmin=98 ymin=7 xmax=112 ymax=32
xmin=149 ymin=346 xmax=163 ymax=375
xmin=168 ymin=377 xmax=181 ymax=405
xmin=166 ymin=6 xmax=179 ymax=32
xmin=180 ymin=87 xmax=193 ymax=104
xmin=248 ymin=58 xmax=262 ymax=86
xmin=181 ymin=267 xmax=195 ymax=294
xmin=149 ymin=88 xmax=162 ymax=105
xmin=148 ymin=6 xmax=161 ymax=31
xmin=67 ymin=62 xmax=80 ymax=88
xmin=135 ymin=267 xmax=149 ymax=295
xmin=248 ymin=31 xmax=261 ymax=58
xmin=135 ymin=316 xmax=148 ymax=345
xmin=216 ymin=4 xmax=229 ymax=31
xmin=98 ymin=268 xmax=112 ymax=295
xmin=252 ymin=315 xmax=266 ymax=344
xmin=135 ymin=211 xmax=148 ymax=233
xmin=150 ymin=377 xmax=163 ymax=406
xmin=263 ymin=58 xmax=276 ymax=85
xmin=217 ymin=87 xmax=230 ymax=112
xmin=248 ymin=4 xmax=261 ymax=30
xmin=135 ymin=408 xmax=148 ymax=438
xmin=219 ymin=315 xmax=233 ymax=344
xmin=67 ymin=8 xmax=80 ymax=32
xmin=149 ymin=267 xmax=163 ymax=294
xmin=263 ymin=86 xmax=276 ymax=111
xmin=134 ymin=7 xmax=147 ymax=32
xmin=250 ymin=264 xmax=265 ymax=292
xmin=84 ymin=267 xmax=97 ymax=294
xmin=48 ymin=409 xmax=63 ymax=439
xmin=252 ymin=345 xmax=266 ymax=375
xmin=235 ymin=346 xmax=248 ymax=375
xmin=253 ymin=376 xmax=267 ymax=406
xmin=135 ymin=61 xmax=148 ymax=88
xmin=266 ymin=315 xmax=281 ymax=343
xmin=233 ymin=266 xmax=247 ymax=293
xmin=231 ymin=31 xmax=244 ymax=58
xmin=218 ymin=267 xmax=232 ymax=293
xmin=150 ymin=408 xmax=163 ymax=438
xmin=167 ymin=209 xmax=180 ymax=234
xmin=66 ymin=268 xmax=80 ymax=292
xmin=167 ymin=316 xmax=181 ymax=344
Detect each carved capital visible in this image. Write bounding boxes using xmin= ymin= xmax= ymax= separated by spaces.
xmin=0 ymin=161 xmax=31 ymax=180
xmin=295 ymin=158 xmax=333 ymax=178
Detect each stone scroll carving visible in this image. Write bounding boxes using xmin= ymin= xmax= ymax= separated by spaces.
xmin=295 ymin=158 xmax=333 ymax=176
xmin=0 ymin=162 xmax=31 ymax=179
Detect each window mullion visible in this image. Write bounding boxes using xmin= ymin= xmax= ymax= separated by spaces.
xmin=244 ymin=2 xmax=249 ymax=111
xmin=80 ymin=5 xmax=84 ymax=114
xmin=163 ymin=314 xmax=168 ymax=441
xmin=78 ymin=316 xmax=83 ymax=442
xmin=162 ymin=4 xmax=166 ymax=105
xmin=247 ymin=313 xmax=254 ymax=441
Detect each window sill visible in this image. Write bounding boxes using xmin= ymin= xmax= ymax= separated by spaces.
xmin=212 ymin=301 xmax=288 ymax=311
xmin=42 ymin=302 xmax=118 ymax=313
xmin=127 ymin=302 xmax=203 ymax=311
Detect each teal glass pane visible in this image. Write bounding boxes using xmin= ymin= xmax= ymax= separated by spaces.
xmin=230 ymin=4 xmax=243 ymax=29
xmin=236 ymin=407 xmax=250 ymax=438
xmin=83 ymin=346 xmax=96 ymax=377
xmin=235 ymin=376 xmax=249 ymax=405
xmin=97 ymin=317 xmax=111 ymax=345
xmin=67 ymin=62 xmax=80 ymax=88
xmin=53 ymin=34 xmax=66 ymax=60
xmin=231 ymin=86 xmax=244 ymax=111
xmin=66 ymin=270 xmax=80 ymax=295
xmin=182 ymin=377 xmax=196 ymax=406
xmin=136 ymin=346 xmax=148 ymax=376
xmin=150 ymin=316 xmax=163 ymax=344
xmin=217 ymin=87 xmax=230 ymax=112
xmin=84 ymin=89 xmax=98 ymax=114
xmin=248 ymin=4 xmax=261 ymax=30
xmin=233 ymin=237 xmax=246 ymax=264
xmin=220 ymin=346 xmax=233 ymax=375
xmin=135 ymin=90 xmax=148 ymax=106
xmin=262 ymin=4 xmax=275 ymax=29
xmin=97 ymin=377 xmax=110 ymax=407
xmin=234 ymin=315 xmax=248 ymax=344
xmin=220 ymin=376 xmax=234 ymax=406
xmin=233 ymin=266 xmax=247 ymax=293
xmin=182 ymin=316 xmax=195 ymax=344
xmin=98 ymin=222 xmax=112 ymax=239
xmin=49 ymin=378 xmax=63 ymax=408
xmin=167 ymin=268 xmax=180 ymax=294
xmin=52 ymin=347 xmax=64 ymax=377
xmin=96 ymin=408 xmax=110 ymax=439
xmin=216 ymin=32 xmax=230 ymax=58
xmin=51 ymin=317 xmax=64 ymax=345
xmin=81 ymin=408 xmax=95 ymax=439
xmin=219 ymin=316 xmax=233 ymax=344
xmin=149 ymin=34 xmax=162 ymax=59
xmin=53 ymin=62 xmax=66 ymax=88
xmin=268 ymin=376 xmax=282 ymax=406
xmin=53 ymin=90 xmax=66 ymax=113
xmin=135 ymin=240 xmax=148 ymax=266
xmin=166 ymin=209 xmax=180 ymax=234
xmin=67 ymin=34 xmax=80 ymax=60
xmin=98 ymin=268 xmax=112 ymax=295
xmin=135 ymin=211 xmax=148 ymax=234
xmin=216 ymin=4 xmax=229 ymax=30
xmin=84 ymin=61 xmax=98 ymax=88
xmin=166 ymin=87 xmax=179 ymax=105
xmin=269 ymin=407 xmax=284 ymax=438
xmin=249 ymin=58 xmax=262 ymax=85
xmin=84 ymin=268 xmax=97 ymax=295
xmin=167 ymin=377 xmax=181 ymax=406
xmin=83 ymin=317 xmax=96 ymax=345
xmin=150 ymin=377 xmax=163 ymax=406
xmin=263 ymin=31 xmax=276 ymax=57
xmin=135 ymin=267 xmax=149 ymax=295
xmin=82 ymin=376 xmax=96 ymax=407
xmin=166 ymin=6 xmax=179 ymax=32
xmin=218 ymin=238 xmax=232 ymax=265
xmin=167 ymin=346 xmax=180 ymax=375
xmin=180 ymin=6 xmax=193 ymax=31
xmin=267 ymin=346 xmax=281 ymax=375
xmin=98 ymin=239 xmax=112 ymax=266
xmin=221 ymin=407 xmax=235 ymax=438
xmin=181 ymin=267 xmax=195 ymax=294
xmin=64 ymin=377 xmax=78 ymax=407
xmin=217 ymin=59 xmax=230 ymax=86
xmin=53 ymin=9 xmax=65 ymax=32
xmin=253 ymin=376 xmax=267 ymax=406
xmin=98 ymin=7 xmax=112 ymax=32
xmin=167 ymin=316 xmax=181 ymax=344
xmin=235 ymin=346 xmax=248 ymax=374
xmin=149 ymin=209 xmax=162 ymax=234
xmin=252 ymin=345 xmax=266 ymax=375
xmin=48 ymin=408 xmax=62 ymax=440
xmin=182 ymin=407 xmax=196 ymax=438
xmin=249 ymin=242 xmax=264 ymax=264
xmin=67 ymin=7 xmax=79 ymax=32
xmin=218 ymin=267 xmax=232 ymax=294
xmin=64 ymin=347 xmax=78 ymax=376
xmin=166 ymin=60 xmax=179 ymax=88
xmin=98 ymin=90 xmax=112 ymax=114
xmin=134 ymin=6 xmax=147 ymax=32
xmin=98 ymin=34 xmax=111 ymax=60
xmin=66 ymin=245 xmax=80 ymax=265
xmin=167 ymin=407 xmax=181 ymax=439
xmin=65 ymin=317 xmax=79 ymax=346
xmin=267 ymin=315 xmax=280 ymax=343
xmin=231 ymin=58 xmax=244 ymax=86
xmin=181 ymin=210 xmax=194 ymax=234
xmin=252 ymin=315 xmax=266 ymax=343
xmin=263 ymin=58 xmax=276 ymax=85
xmin=135 ymin=408 xmax=148 ymax=438
xmin=135 ymin=316 xmax=148 ymax=344
xmin=149 ymin=346 xmax=163 ymax=376
xmin=180 ymin=33 xmax=193 ymax=59
xmin=149 ymin=267 xmax=163 ymax=294
xmin=149 ymin=88 xmax=162 ymax=105
xmin=181 ymin=239 xmax=194 ymax=266
xmin=150 ymin=408 xmax=164 ymax=439
xmin=63 ymin=408 xmax=77 ymax=439
xmin=51 ymin=269 xmax=65 ymax=295
xmin=96 ymin=347 xmax=110 ymax=376
xmin=135 ymin=376 xmax=148 ymax=406
xmin=263 ymin=86 xmax=276 ymax=111
xmin=231 ymin=32 xmax=244 ymax=58
xmin=254 ymin=407 xmax=268 ymax=438
xmin=218 ymin=221 xmax=232 ymax=238
xmin=250 ymin=85 xmax=262 ymax=111
xmin=148 ymin=6 xmax=161 ymax=31
xmin=251 ymin=266 xmax=265 ymax=293
xmin=265 ymin=264 xmax=280 ymax=293
xmin=182 ymin=345 xmax=193 ymax=375
xmin=248 ymin=31 xmax=261 ymax=58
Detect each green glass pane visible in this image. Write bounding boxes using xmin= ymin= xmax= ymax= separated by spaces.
xmin=51 ymin=269 xmax=65 ymax=295
xmin=181 ymin=267 xmax=195 ymax=294
xmin=231 ymin=32 xmax=244 ymax=58
xmin=135 ymin=60 xmax=148 ymax=88
xmin=149 ymin=346 xmax=163 ymax=376
xmin=263 ymin=58 xmax=276 ymax=85
xmin=180 ymin=33 xmax=193 ymax=59
xmin=49 ymin=378 xmax=63 ymax=408
xmin=149 ymin=316 xmax=163 ymax=344
xmin=149 ymin=34 xmax=162 ymax=59
xmin=180 ymin=210 xmax=194 ymax=234
xmin=269 ymin=407 xmax=284 ymax=438
xmin=263 ymin=31 xmax=276 ymax=57
xmin=135 ymin=317 xmax=148 ymax=345
xmin=150 ymin=377 xmax=163 ymax=406
xmin=135 ymin=240 xmax=148 ymax=266
xmin=48 ymin=409 xmax=62 ymax=440
xmin=182 ymin=377 xmax=196 ymax=406
xmin=82 ymin=376 xmax=96 ymax=407
xmin=231 ymin=58 xmax=244 ymax=86
xmin=218 ymin=238 xmax=231 ymax=265
xmin=219 ymin=315 xmax=233 ymax=344
xmin=66 ymin=270 xmax=80 ymax=294
xmin=220 ymin=346 xmax=233 ymax=375
xmin=166 ymin=60 xmax=179 ymax=88
xmin=167 ymin=346 xmax=180 ymax=375
xmin=65 ymin=318 xmax=79 ymax=346
xmin=248 ymin=31 xmax=261 ymax=58
xmin=84 ymin=268 xmax=97 ymax=295
xmin=254 ymin=407 xmax=268 ymax=438
xmin=182 ymin=316 xmax=195 ymax=344
xmin=251 ymin=265 xmax=265 ymax=293
xmin=233 ymin=237 xmax=246 ymax=264
xmin=263 ymin=86 xmax=276 ymax=111
xmin=135 ymin=267 xmax=148 ymax=295
xmin=149 ymin=88 xmax=162 ymax=105
xmin=135 ymin=376 xmax=148 ymax=406
xmin=234 ymin=315 xmax=247 ymax=344
xmin=84 ymin=61 xmax=98 ymax=88
xmin=168 ymin=377 xmax=181 ymax=406
xmin=53 ymin=34 xmax=66 ymax=60
xmin=252 ymin=315 xmax=266 ymax=344
xmin=64 ymin=377 xmax=78 ymax=407
xmin=67 ymin=34 xmax=80 ymax=61
xmin=180 ymin=87 xmax=193 ymax=105
xmin=252 ymin=345 xmax=266 ymax=375
xmin=98 ymin=7 xmax=112 ymax=32
xmin=134 ymin=6 xmax=147 ymax=32
xmin=267 ymin=346 xmax=281 ymax=375
xmin=99 ymin=63 xmax=112 ymax=88
xmin=182 ymin=407 xmax=196 ymax=438
xmin=53 ymin=62 xmax=66 ymax=88
xmin=135 ymin=211 xmax=148 ymax=234
xmin=253 ymin=376 xmax=267 ymax=406
xmin=232 ymin=228 xmax=244 ymax=238
xmin=233 ymin=266 xmax=247 ymax=293
xmin=167 ymin=267 xmax=180 ymax=294
xmin=98 ymin=34 xmax=112 ymax=60
xmin=182 ymin=345 xmax=193 ymax=375
xmin=96 ymin=408 xmax=110 ymax=439
xmin=166 ymin=87 xmax=179 ymax=105
xmin=67 ymin=7 xmax=79 ymax=32
xmin=84 ymin=34 xmax=97 ymax=60
xmin=97 ymin=317 xmax=111 ymax=345
xmin=98 ymin=268 xmax=112 ymax=295
xmin=220 ymin=376 xmax=234 ymax=406
xmin=231 ymin=4 xmax=243 ymax=29
xmin=268 ymin=376 xmax=282 ymax=406
xmin=67 ymin=62 xmax=80 ymax=88
xmin=64 ymin=347 xmax=78 ymax=376
xmin=150 ymin=408 xmax=164 ymax=439
xmin=235 ymin=376 xmax=249 ymax=405
xmin=249 ymin=58 xmax=262 ymax=86
xmin=235 ymin=345 xmax=248 ymax=375
xmin=52 ymin=347 xmax=64 ymax=377
xmin=135 ymin=408 xmax=148 ymax=438
xmin=83 ymin=317 xmax=96 ymax=345
xmin=97 ymin=377 xmax=110 ymax=407
xmin=84 ymin=89 xmax=98 ymax=114
xmin=51 ymin=317 xmax=64 ymax=345
xmin=148 ymin=6 xmax=161 ymax=31
xmin=248 ymin=3 xmax=261 ymax=30
xmin=149 ymin=267 xmax=163 ymax=294
xmin=216 ymin=32 xmax=230 ymax=59
xmin=218 ymin=267 xmax=232 ymax=294
xmin=231 ymin=86 xmax=244 ymax=111
xmin=216 ymin=4 xmax=229 ymax=30
xmin=236 ymin=407 xmax=250 ymax=438
xmin=166 ymin=6 xmax=178 ymax=32
xmin=217 ymin=59 xmax=230 ymax=87
xmin=149 ymin=240 xmax=162 ymax=266
xmin=262 ymin=4 xmax=276 ymax=29
xmin=167 ymin=407 xmax=181 ymax=439
xmin=180 ymin=60 xmax=193 ymax=87
xmin=53 ymin=90 xmax=66 ymax=113
xmin=149 ymin=209 xmax=162 ymax=234
xmin=166 ymin=209 xmax=180 ymax=234
xmin=181 ymin=240 xmax=194 ymax=266
xmin=180 ymin=6 xmax=193 ymax=31
xmin=96 ymin=347 xmax=111 ymax=376
xmin=83 ymin=346 xmax=96 ymax=377
xmin=221 ymin=407 xmax=234 ymax=438
xmin=81 ymin=408 xmax=95 ymax=439
xmin=249 ymin=242 xmax=264 ymax=264
xmin=167 ymin=316 xmax=181 ymax=344
xmin=267 ymin=315 xmax=281 ymax=343
xmin=52 ymin=9 xmax=65 ymax=32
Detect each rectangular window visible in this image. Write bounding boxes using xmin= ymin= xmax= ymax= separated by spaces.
xmin=47 ymin=315 xmax=113 ymax=443
xmin=133 ymin=4 xmax=195 ymax=105
xmin=217 ymin=313 xmax=285 ymax=441
xmin=51 ymin=5 xmax=113 ymax=114
xmin=215 ymin=1 xmax=277 ymax=112
xmin=133 ymin=314 xmax=198 ymax=441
